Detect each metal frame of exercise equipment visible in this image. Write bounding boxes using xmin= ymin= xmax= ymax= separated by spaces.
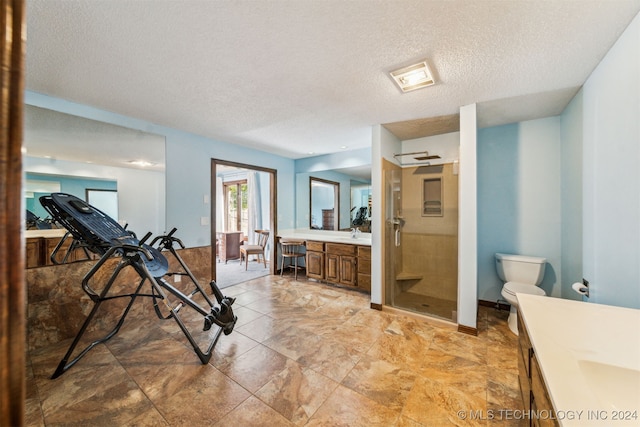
xmin=40 ymin=193 xmax=237 ymax=379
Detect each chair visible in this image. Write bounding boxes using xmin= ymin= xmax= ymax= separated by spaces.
xmin=279 ymin=239 xmax=306 ymax=280
xmin=240 ymin=230 xmax=269 ymax=270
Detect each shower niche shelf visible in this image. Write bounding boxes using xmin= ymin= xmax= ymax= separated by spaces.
xmin=395 ymin=272 xmax=423 ymax=281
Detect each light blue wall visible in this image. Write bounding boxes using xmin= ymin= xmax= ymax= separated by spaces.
xmin=477 ymin=117 xmax=562 ymax=302
xmin=25 ymin=91 xmax=296 ymax=248
xmin=581 ymin=12 xmax=640 ymax=309
xmin=559 ymin=90 xmax=584 ymax=301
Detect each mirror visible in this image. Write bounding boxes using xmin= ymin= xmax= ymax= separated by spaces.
xmin=25 ymin=172 xmax=118 ymax=227
xmin=24 ymin=105 xmax=167 ymax=267
xmin=296 ymin=166 xmax=371 ymax=231
xmin=310 ymin=177 xmax=340 ymax=230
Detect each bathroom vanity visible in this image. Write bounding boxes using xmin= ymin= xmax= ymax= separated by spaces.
xmin=517 ymin=294 xmax=640 ymax=426
xmin=278 ymin=230 xmax=371 ymax=292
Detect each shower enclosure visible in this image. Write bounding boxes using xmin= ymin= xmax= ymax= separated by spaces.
xmin=383 ymin=158 xmax=459 ymax=322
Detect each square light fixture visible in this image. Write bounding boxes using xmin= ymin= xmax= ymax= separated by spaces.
xmin=390 ymin=61 xmax=435 ymax=93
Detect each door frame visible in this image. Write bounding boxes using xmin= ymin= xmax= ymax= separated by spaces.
xmin=210 ymin=159 xmax=277 ymax=281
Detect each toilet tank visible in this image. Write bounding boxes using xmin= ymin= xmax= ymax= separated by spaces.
xmin=495 ymin=253 xmax=546 ymax=285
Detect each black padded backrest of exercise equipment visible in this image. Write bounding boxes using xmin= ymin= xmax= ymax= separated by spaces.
xmin=39 ymin=192 xmax=168 ymax=276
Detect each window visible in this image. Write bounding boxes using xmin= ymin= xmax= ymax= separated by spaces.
xmin=224 ymin=180 xmax=248 ymax=235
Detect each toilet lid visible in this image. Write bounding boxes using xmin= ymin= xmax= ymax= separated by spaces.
xmin=503 ymin=281 xmax=546 ymax=297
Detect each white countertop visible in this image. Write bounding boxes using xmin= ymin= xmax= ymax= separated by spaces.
xmin=25 ymin=228 xmax=67 ymax=238
xmin=518 ymin=294 xmax=640 ymax=426
xmin=277 ymin=229 xmax=371 ymax=246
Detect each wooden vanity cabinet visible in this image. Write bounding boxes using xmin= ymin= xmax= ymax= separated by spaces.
xmin=305 ymin=241 xmax=325 ymax=280
xmin=518 ymin=310 xmax=558 ymax=427
xmin=305 ymin=240 xmax=371 ymax=292
xmin=325 ymin=243 xmax=357 ymax=287
xmin=357 ymin=246 xmax=371 ymax=291
xmin=26 ymin=238 xmax=42 ymax=268
xmin=26 ymin=235 xmax=92 ymax=267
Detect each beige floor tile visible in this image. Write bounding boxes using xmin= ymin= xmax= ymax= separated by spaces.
xmin=255 ymin=359 xmax=338 ymax=425
xmin=403 ymin=375 xmax=487 ymax=427
xmin=305 ymin=384 xmax=400 ymax=426
xmin=214 ymin=395 xmax=296 ymax=427
xmin=152 ymin=365 xmax=250 ymax=426
xmin=218 ymin=343 xmax=289 ymax=393
xmin=27 ymin=274 xmax=521 ymax=427
xmin=341 ymin=353 xmax=417 ymax=411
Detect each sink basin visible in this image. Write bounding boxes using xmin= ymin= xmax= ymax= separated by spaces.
xmin=578 ymin=360 xmax=640 ymax=410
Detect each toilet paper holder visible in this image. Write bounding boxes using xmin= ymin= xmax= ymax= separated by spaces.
xmin=572 ymin=279 xmax=590 ymax=298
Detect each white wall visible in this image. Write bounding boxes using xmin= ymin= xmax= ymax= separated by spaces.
xmin=371 ymin=125 xmax=400 ymax=306
xmin=582 ymin=12 xmax=640 ymax=308
xmin=458 ymin=103 xmax=478 ymax=329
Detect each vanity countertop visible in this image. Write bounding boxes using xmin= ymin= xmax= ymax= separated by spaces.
xmin=517 ymin=294 xmax=640 ymax=426
xmin=25 ymin=228 xmax=67 ymax=239
xmin=277 ymin=229 xmax=371 ymax=246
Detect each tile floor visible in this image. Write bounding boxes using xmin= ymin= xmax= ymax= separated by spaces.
xmin=393 ymin=291 xmax=458 ymax=322
xmin=26 ymin=274 xmax=525 ymax=426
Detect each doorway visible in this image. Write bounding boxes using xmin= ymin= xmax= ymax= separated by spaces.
xmin=211 ymin=159 xmax=277 ymax=288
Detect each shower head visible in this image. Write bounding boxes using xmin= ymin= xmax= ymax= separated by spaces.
xmin=393 ymin=150 xmax=442 ymax=164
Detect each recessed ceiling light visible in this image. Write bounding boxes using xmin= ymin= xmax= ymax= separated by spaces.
xmin=340 ymin=146 xmax=348 ymax=150
xmin=390 ymin=61 xmax=435 ymax=93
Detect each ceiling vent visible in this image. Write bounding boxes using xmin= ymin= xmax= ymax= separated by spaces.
xmin=390 ymin=61 xmax=435 ymax=93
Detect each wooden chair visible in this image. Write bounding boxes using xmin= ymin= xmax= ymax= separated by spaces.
xmin=279 ymin=239 xmax=306 ymax=280
xmin=240 ymin=230 xmax=269 ymax=270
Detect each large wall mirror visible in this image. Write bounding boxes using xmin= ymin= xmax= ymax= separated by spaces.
xmin=296 ymin=165 xmax=371 ymax=232
xmin=24 ymin=104 xmax=166 ymax=267
xmin=310 ymin=177 xmax=340 ymax=230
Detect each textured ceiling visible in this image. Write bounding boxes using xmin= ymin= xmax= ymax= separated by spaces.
xmin=26 ymin=0 xmax=640 ymax=159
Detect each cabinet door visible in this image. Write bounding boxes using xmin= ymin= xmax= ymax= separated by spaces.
xmin=325 ymin=253 xmax=340 ymax=283
xmin=339 ymin=255 xmax=357 ymax=286
xmin=26 ymin=238 xmax=41 ymax=268
xmin=46 ymin=237 xmax=73 ymax=265
xmin=531 ymin=355 xmax=558 ymax=427
xmin=306 ymin=250 xmax=324 ymax=279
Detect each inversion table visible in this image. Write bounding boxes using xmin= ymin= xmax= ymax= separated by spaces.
xmin=40 ymin=193 xmax=237 ymax=379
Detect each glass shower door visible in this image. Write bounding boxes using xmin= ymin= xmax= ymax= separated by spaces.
xmin=384 ymin=161 xmax=459 ymax=322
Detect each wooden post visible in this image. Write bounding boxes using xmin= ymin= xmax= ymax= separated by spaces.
xmin=0 ymin=0 xmax=25 ymax=425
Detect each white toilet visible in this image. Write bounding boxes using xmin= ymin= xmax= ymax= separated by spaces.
xmin=495 ymin=253 xmax=547 ymax=335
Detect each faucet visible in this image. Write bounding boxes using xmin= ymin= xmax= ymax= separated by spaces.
xmin=350 ymin=227 xmax=360 ymax=238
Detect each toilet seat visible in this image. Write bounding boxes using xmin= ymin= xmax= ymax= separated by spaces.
xmin=503 ymin=281 xmax=546 ymax=297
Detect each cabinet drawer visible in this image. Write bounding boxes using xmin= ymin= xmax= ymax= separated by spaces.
xmin=358 ymin=257 xmax=371 ymax=274
xmin=325 ymin=243 xmax=356 ymax=256
xmin=357 ymin=245 xmax=371 ymax=258
xmin=306 ymin=241 xmax=325 ymax=252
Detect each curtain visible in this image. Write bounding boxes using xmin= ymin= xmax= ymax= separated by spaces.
xmin=246 ymin=171 xmax=261 ymax=244
xmin=216 ymin=177 xmax=225 ymax=232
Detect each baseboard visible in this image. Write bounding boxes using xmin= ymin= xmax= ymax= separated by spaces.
xmin=370 ymin=302 xmax=382 ymax=311
xmin=478 ymin=299 xmax=510 ymax=311
xmin=457 ymin=324 xmax=478 ymax=336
